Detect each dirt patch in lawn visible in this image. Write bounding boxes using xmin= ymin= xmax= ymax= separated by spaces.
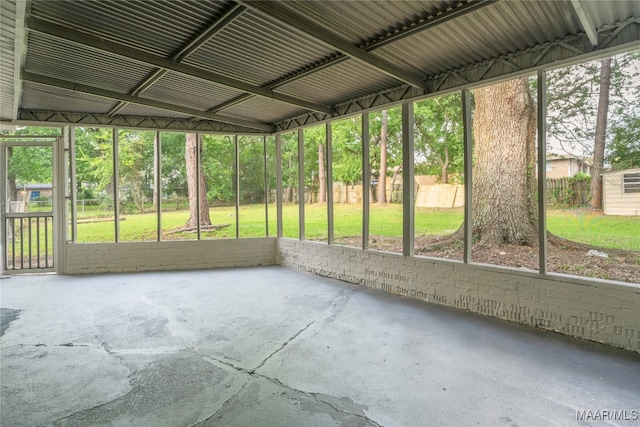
xmin=336 ymin=234 xmax=640 ymax=284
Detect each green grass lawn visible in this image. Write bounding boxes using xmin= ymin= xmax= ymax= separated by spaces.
xmin=74 ymin=203 xmax=639 ymax=251
xmin=546 ymin=208 xmax=640 ymax=251
xmin=9 ymin=203 xmax=640 ymax=255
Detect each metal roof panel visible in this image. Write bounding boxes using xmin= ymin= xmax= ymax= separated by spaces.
xmin=184 ymin=10 xmax=339 ymax=86
xmin=29 ymin=0 xmax=235 ymax=57
xmin=141 ymin=71 xmax=245 ymax=112
xmin=21 ymin=81 xmax=118 ymax=113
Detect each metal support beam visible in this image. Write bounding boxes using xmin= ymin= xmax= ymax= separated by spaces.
xmin=69 ymin=127 xmax=77 ymax=243
xmin=276 ymin=134 xmax=283 ymax=238
xmin=27 ymin=17 xmax=334 ymax=116
xmin=235 ymin=135 xmax=240 ymax=239
xmin=402 ymin=102 xmax=414 ymax=257
xmin=263 ymin=136 xmax=269 ymax=237
xmin=298 ymin=129 xmax=305 ymax=240
xmin=537 ymin=71 xmax=548 ymax=274
xmin=362 ymin=112 xmax=370 ymax=250
xmin=462 ymin=89 xmax=473 ymax=264
xmin=210 ymin=1 xmax=494 ymax=114
xmin=239 ymin=0 xmax=426 ymax=90
xmin=113 ymin=129 xmax=120 ymax=243
xmin=570 ymin=0 xmax=599 ymax=47
xmin=23 ymin=72 xmax=274 ymax=133
xmin=55 ymin=130 xmax=68 ymax=273
xmin=108 ymin=4 xmax=247 ymax=116
xmin=14 ymin=110 xmax=267 ymax=134
xmin=155 ymin=131 xmax=161 ymax=241
xmin=326 ymin=122 xmax=334 ymax=245
xmin=9 ymin=0 xmax=27 ymax=121
xmin=196 ymin=133 xmax=202 ymax=241
xmin=274 ymin=25 xmax=640 ymax=132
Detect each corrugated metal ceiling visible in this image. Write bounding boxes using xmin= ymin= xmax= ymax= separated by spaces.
xmin=1 ymin=0 xmax=639 ymax=133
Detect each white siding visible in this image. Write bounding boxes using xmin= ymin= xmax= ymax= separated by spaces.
xmin=604 ymin=168 xmax=640 ymax=216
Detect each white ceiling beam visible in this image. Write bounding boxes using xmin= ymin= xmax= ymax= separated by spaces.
xmin=570 ymin=0 xmax=599 ymax=47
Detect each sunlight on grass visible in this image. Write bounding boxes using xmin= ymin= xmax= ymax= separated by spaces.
xmin=71 ymin=203 xmax=639 ymax=252
xmin=546 ymin=208 xmax=640 ymax=251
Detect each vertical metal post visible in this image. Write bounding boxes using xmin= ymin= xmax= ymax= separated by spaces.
xmin=298 ymin=129 xmax=305 ymax=240
xmin=156 ymin=131 xmax=162 ymax=241
xmin=537 ymin=70 xmax=548 ymax=274
xmin=263 ymin=136 xmax=269 ymax=237
xmin=362 ymin=112 xmax=370 ymax=250
xmin=235 ymin=135 xmax=240 ymax=239
xmin=0 ymin=142 xmax=6 ymax=271
xmin=196 ymin=133 xmax=202 ymax=240
xmin=28 ymin=218 xmax=32 ymax=268
xmin=70 ymin=127 xmax=77 ymax=243
xmin=113 ymin=129 xmax=120 ymax=243
xmin=55 ymin=128 xmax=69 ymax=272
xmin=36 ymin=218 xmax=40 ymax=268
xmin=276 ymin=134 xmax=283 ymax=238
xmin=402 ymin=102 xmax=415 ymax=257
xmin=462 ymin=89 xmax=473 ymax=264
xmin=326 ymin=122 xmax=334 ymax=245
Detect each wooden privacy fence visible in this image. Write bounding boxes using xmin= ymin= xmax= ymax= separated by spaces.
xmin=546 ymin=177 xmax=591 ymax=206
xmin=289 ymin=176 xmax=594 ymax=208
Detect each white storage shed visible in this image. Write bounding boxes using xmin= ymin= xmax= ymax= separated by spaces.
xmin=603 ymin=168 xmax=640 ymax=216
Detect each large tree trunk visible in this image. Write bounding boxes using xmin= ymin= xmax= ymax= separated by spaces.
xmin=185 ymin=133 xmax=211 ymax=228
xmin=590 ymin=57 xmax=611 ymax=210
xmin=440 ymin=145 xmax=449 ymax=184
xmin=377 ymin=109 xmax=388 ymax=204
xmin=471 ymin=78 xmax=538 ymax=246
xmin=318 ymin=142 xmax=326 ymax=203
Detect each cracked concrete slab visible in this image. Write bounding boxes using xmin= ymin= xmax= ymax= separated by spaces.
xmin=49 ymin=350 xmax=246 ymax=427
xmin=1 ymin=266 xmax=639 ymax=426
xmin=1 ymin=343 xmax=131 ymax=426
xmin=257 ymin=286 xmax=640 ymax=426
xmin=0 ymin=307 xmax=22 ymax=337
xmin=195 ymin=377 xmax=378 ymax=427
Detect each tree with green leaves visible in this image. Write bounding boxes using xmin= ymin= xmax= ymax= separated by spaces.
xmin=369 ymin=108 xmax=402 ymax=203
xmin=414 ymin=94 xmax=464 ymax=183
xmin=1 ymin=126 xmax=60 ymax=203
xmin=607 ymin=114 xmax=640 ymax=170
xmin=331 ymin=116 xmax=363 ymax=203
xmin=547 ymin=50 xmax=640 ymax=208
xmin=185 ymin=133 xmax=211 ymax=229
xmin=302 ymin=125 xmax=327 ymax=204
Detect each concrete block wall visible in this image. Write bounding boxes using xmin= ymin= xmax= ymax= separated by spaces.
xmin=64 ymin=238 xmax=276 ymax=274
xmin=277 ymin=239 xmax=640 ymax=353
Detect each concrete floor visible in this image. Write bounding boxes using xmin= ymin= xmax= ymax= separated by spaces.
xmin=1 ymin=267 xmax=638 ymax=427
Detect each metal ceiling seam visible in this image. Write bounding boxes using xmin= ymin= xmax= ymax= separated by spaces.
xmin=360 ymin=0 xmax=496 ymax=51
xmin=21 ymin=71 xmax=274 ymax=133
xmin=25 ymin=17 xmax=334 ymax=116
xmin=238 ymin=0 xmax=427 ymax=91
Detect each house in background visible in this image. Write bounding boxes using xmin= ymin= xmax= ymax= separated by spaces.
xmin=603 ymin=168 xmax=640 ymax=216
xmin=545 ymin=154 xmax=591 ymax=179
xmin=24 ymin=183 xmax=53 ymax=201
